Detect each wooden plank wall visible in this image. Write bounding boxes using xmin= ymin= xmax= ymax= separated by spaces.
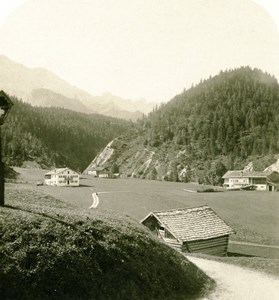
xmin=163 ymin=238 xmax=183 ymax=252
xmin=183 ymin=235 xmax=229 ymax=256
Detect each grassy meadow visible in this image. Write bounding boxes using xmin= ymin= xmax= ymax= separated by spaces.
xmin=1 ymin=183 xmax=214 ymax=300
xmin=12 ymin=168 xmax=279 ymax=248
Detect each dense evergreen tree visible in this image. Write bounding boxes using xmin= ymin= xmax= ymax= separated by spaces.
xmin=125 ymin=67 xmax=279 ymax=184
xmin=110 ymin=163 xmax=120 ymax=174
xmin=2 ymin=97 xmax=131 ymax=171
xmin=144 ymin=67 xmax=279 ymax=162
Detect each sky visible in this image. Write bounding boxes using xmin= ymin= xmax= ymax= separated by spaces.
xmin=0 ymin=0 xmax=279 ymax=102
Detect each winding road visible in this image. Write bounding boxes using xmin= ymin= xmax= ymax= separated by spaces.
xmin=89 ymin=192 xmax=99 ymax=208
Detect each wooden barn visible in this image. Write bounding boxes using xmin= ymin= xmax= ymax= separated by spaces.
xmin=141 ymin=205 xmax=235 ymax=256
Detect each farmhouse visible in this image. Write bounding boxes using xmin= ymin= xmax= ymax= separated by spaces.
xmin=141 ymin=205 xmax=234 ymax=256
xmin=85 ymin=166 xmax=110 ymax=178
xmin=44 ymin=168 xmax=79 ymax=186
xmin=222 ymin=170 xmax=279 ymax=191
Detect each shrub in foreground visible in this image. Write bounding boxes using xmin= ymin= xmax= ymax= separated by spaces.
xmin=0 ymin=190 xmax=214 ymax=299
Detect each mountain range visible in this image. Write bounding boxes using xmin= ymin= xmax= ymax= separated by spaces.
xmin=84 ymin=67 xmax=279 ymax=184
xmin=3 ymin=65 xmax=279 ymax=182
xmin=0 ymin=55 xmax=156 ymax=121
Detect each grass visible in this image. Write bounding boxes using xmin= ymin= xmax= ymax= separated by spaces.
xmin=9 ymin=168 xmax=279 ymax=253
xmin=0 ymin=184 xmax=214 ymax=300
xmin=73 ymin=176 xmax=279 ymax=246
xmin=228 ymin=242 xmax=279 ymax=259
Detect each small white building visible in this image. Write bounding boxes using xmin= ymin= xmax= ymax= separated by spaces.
xmin=222 ymin=170 xmax=279 ymax=191
xmin=44 ymin=168 xmax=80 ymax=187
xmin=85 ymin=166 xmax=110 ymax=178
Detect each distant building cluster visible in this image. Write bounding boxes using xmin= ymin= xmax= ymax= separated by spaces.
xmin=85 ymin=166 xmax=110 ymax=178
xmin=84 ymin=166 xmax=119 ymax=178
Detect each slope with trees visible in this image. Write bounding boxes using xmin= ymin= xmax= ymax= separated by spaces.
xmin=92 ymin=67 xmax=279 ymax=184
xmin=146 ymin=67 xmax=279 ymax=158
xmin=2 ymin=96 xmax=132 ymax=171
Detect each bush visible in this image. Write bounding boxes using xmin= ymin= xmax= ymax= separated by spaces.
xmin=197 ymin=188 xmax=215 ymax=193
xmin=4 ymin=165 xmax=18 ymax=179
xmin=0 ymin=187 xmax=214 ymax=300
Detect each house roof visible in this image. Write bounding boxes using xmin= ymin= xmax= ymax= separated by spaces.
xmin=222 ymin=170 xmax=272 ymax=179
xmin=141 ymin=205 xmax=234 ymax=242
xmin=45 ymin=168 xmax=78 ymax=175
xmin=87 ymin=166 xmax=109 ymax=172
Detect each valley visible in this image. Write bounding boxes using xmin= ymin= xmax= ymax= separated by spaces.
xmin=1 ymin=1 xmax=279 ymax=298
xmin=12 ymin=167 xmax=279 ymax=259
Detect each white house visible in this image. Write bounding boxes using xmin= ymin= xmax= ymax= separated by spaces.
xmin=222 ymin=170 xmax=279 ymax=191
xmin=44 ymin=168 xmax=80 ymax=187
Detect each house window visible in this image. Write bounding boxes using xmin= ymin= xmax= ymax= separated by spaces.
xmin=158 ymin=226 xmax=165 ymax=237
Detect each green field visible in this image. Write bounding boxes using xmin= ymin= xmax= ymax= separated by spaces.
xmin=12 ymin=168 xmax=279 ymax=249
xmin=2 ymin=180 xmax=214 ymax=299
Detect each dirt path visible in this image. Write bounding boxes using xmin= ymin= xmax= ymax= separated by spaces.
xmin=187 ymin=256 xmax=279 ymax=300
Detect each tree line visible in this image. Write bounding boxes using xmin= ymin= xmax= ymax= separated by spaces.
xmin=137 ymin=67 xmax=279 ymax=184
xmin=2 ymin=97 xmax=132 ymax=171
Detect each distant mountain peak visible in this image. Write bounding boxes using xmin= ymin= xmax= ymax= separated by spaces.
xmin=0 ymin=55 xmax=155 ymax=120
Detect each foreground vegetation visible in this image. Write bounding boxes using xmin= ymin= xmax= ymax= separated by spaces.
xmin=0 ymin=184 xmax=214 ymax=300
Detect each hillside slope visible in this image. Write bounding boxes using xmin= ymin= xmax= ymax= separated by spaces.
xmin=28 ymin=88 xmax=90 ymax=114
xmin=1 ymin=96 xmax=131 ymax=171
xmin=85 ymin=67 xmax=279 ymax=183
xmin=0 ymin=184 xmax=214 ymax=299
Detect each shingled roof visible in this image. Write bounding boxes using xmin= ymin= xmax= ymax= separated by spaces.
xmin=45 ymin=168 xmax=78 ymax=175
xmin=141 ymin=205 xmax=234 ymax=242
xmin=222 ymin=170 xmax=273 ymax=178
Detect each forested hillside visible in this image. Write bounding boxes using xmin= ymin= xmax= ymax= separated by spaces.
xmin=91 ymin=67 xmax=279 ymax=183
xmin=2 ymin=97 xmax=131 ymax=171
xmin=145 ymin=67 xmax=279 ymax=159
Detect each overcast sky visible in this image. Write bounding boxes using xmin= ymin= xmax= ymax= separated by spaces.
xmin=0 ymin=0 xmax=279 ymax=102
